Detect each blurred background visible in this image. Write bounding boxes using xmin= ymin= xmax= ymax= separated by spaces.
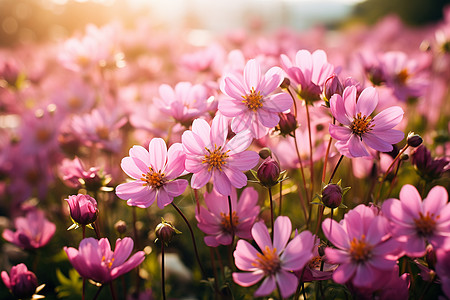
xmin=0 ymin=0 xmax=448 ymax=47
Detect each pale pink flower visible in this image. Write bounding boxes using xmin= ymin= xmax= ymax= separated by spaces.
xmin=116 ymin=138 xmax=188 ymax=209
xmin=181 ymin=116 xmax=259 ymax=196
xmin=233 ymin=216 xmax=315 ymax=298
xmin=219 ymin=59 xmax=293 ymax=139
xmin=381 ymin=184 xmax=450 ymax=257
xmin=2 ymin=210 xmax=56 ymax=250
xmin=280 ymin=49 xmax=334 ymax=102
xmin=322 ymin=205 xmax=400 ymax=289
xmin=196 ymin=187 xmax=260 ymax=247
xmin=329 ymin=86 xmax=404 ymax=158
xmin=59 ymin=157 xmax=104 ymax=189
xmin=64 ymin=237 xmax=145 ymax=283
xmin=1 ymin=263 xmax=39 ymax=299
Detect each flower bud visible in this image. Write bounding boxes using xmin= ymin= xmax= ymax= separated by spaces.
xmin=1 ymin=263 xmax=38 ymax=299
xmin=66 ymin=194 xmax=98 ymax=226
xmin=411 ymin=145 xmax=449 ymax=181
xmin=425 ymin=244 xmax=436 ymax=270
xmin=280 ymin=77 xmax=290 ymax=89
xmin=155 ymin=219 xmax=180 ymax=245
xmin=321 ymin=184 xmax=343 ymax=209
xmin=258 ymin=148 xmax=272 ymax=159
xmin=114 ymin=220 xmax=127 ymax=235
xmin=407 ymin=132 xmax=423 ymax=147
xmin=257 ymin=157 xmax=281 ymax=187
xmin=324 ymin=74 xmax=344 ymax=101
xmin=277 ymin=112 xmax=297 ymax=136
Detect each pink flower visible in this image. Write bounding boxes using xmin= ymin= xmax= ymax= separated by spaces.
xmin=329 ymin=86 xmax=404 ymax=158
xmin=280 ymin=49 xmax=334 ymax=102
xmin=116 ymin=138 xmax=188 ymax=209
xmin=64 ymin=237 xmax=145 ymax=283
xmin=59 ymin=157 xmax=106 ymax=190
xmin=219 ymin=59 xmax=293 ymax=139
xmin=381 ymin=184 xmax=450 ymax=257
xmin=181 ymin=116 xmax=260 ymax=196
xmin=156 ymin=82 xmax=210 ymax=125
xmin=322 ymin=205 xmax=400 ymax=289
xmin=1 ymin=263 xmax=39 ymax=299
xmin=232 ymin=216 xmax=315 ymax=298
xmin=436 ymin=247 xmax=450 ymax=298
xmin=66 ymin=194 xmax=98 ymax=227
xmin=196 ymin=187 xmax=260 ymax=247
xmin=2 ymin=210 xmax=56 ymax=250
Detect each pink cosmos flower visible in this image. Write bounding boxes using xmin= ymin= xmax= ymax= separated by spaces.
xmin=156 ymin=82 xmax=210 ymax=125
xmin=59 ymin=157 xmax=105 ymax=190
xmin=196 ymin=187 xmax=260 ymax=247
xmin=116 ymin=138 xmax=188 ymax=209
xmin=381 ymin=184 xmax=450 ymax=257
xmin=64 ymin=237 xmax=145 ymax=283
xmin=436 ymin=247 xmax=450 ymax=298
xmin=280 ymin=49 xmax=334 ymax=102
xmin=233 ymin=216 xmax=315 ymax=298
xmin=329 ymin=86 xmax=404 ymax=158
xmin=181 ymin=116 xmax=260 ymax=196
xmin=219 ymin=59 xmax=293 ymax=139
xmin=2 ymin=210 xmax=56 ymax=250
xmin=1 ymin=263 xmax=39 ymax=299
xmin=322 ymin=204 xmax=400 ymax=289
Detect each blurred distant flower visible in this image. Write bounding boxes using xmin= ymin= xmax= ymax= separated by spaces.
xmin=180 ymin=43 xmax=225 ymax=74
xmin=382 ymin=184 xmax=450 ymax=257
xmin=410 ymin=145 xmax=449 ymax=181
xmin=66 ymin=194 xmax=98 ymax=228
xmin=233 ymin=216 xmax=315 ymax=298
xmin=322 ymin=205 xmax=400 ymax=289
xmin=436 ymin=247 xmax=450 ymax=298
xmin=2 ymin=210 xmax=56 ymax=250
xmin=181 ymin=116 xmax=259 ymax=196
xmin=280 ymin=49 xmax=334 ymax=103
xmin=59 ymin=157 xmax=109 ymax=191
xmin=116 ymin=138 xmax=188 ymax=209
xmin=219 ymin=59 xmax=293 ymax=139
xmin=64 ymin=237 xmax=145 ymax=284
xmin=51 ymin=79 xmax=96 ymax=114
xmin=196 ymin=187 xmax=259 ymax=247
xmin=1 ymin=263 xmax=43 ymax=299
xmin=329 ymin=86 xmax=404 ymax=158
xmin=155 ymin=82 xmax=210 ymax=126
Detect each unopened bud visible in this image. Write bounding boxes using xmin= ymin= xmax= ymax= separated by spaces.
xmin=66 ymin=194 xmax=98 ymax=226
xmin=114 ymin=220 xmax=127 ymax=235
xmin=277 ymin=112 xmax=297 ymax=136
xmin=1 ymin=264 xmax=38 ymax=299
xmin=407 ymin=132 xmax=423 ymax=147
xmin=280 ymin=77 xmax=291 ymax=89
xmin=155 ymin=218 xmax=180 ymax=245
xmin=324 ymin=74 xmax=344 ymax=101
xmin=257 ymin=157 xmax=281 ymax=187
xmin=425 ymin=244 xmax=436 ymax=270
xmin=258 ymin=148 xmax=272 ymax=159
xmin=322 ymin=184 xmax=343 ymax=209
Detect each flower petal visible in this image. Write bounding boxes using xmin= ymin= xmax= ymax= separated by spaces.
xmin=232 ymin=271 xmax=264 ymax=287
xmin=148 ymin=138 xmax=167 ymax=172
xmin=356 ymin=86 xmax=378 ymax=116
xmin=372 ymin=106 xmax=404 ymax=131
xmin=343 ymin=86 xmax=357 ymax=118
xmin=234 ymin=240 xmax=260 ymax=271
xmin=363 ymin=132 xmax=394 ymax=153
xmin=244 ymin=59 xmax=261 ymax=92
xmin=252 ymin=221 xmax=272 ymax=251
xmin=112 ymin=237 xmax=133 ymax=267
xmin=264 ymin=93 xmax=293 ymax=112
xmin=191 ymin=170 xmax=211 ymax=189
xmin=213 ymin=170 xmax=232 ymax=196
xmin=276 ymin=270 xmax=299 ymax=299
xmin=329 ymin=124 xmax=352 ymax=141
xmin=330 ymin=94 xmax=351 ymax=125
xmin=348 ymin=134 xmax=370 ymax=157
xmin=254 ymin=275 xmax=276 ymax=297
xmin=273 ymin=216 xmax=291 ymax=254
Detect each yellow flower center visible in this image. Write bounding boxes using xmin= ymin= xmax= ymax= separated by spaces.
xmin=242 ymin=87 xmax=263 ymax=111
xmin=141 ymin=167 xmax=166 ymax=188
xmin=96 ymin=126 xmax=110 ymax=140
xmin=202 ymin=145 xmax=230 ymax=172
xmin=414 ymin=212 xmax=437 ymax=237
xmin=102 ymin=256 xmax=115 ymax=269
xmin=220 ymin=211 xmax=239 ymax=233
xmin=350 ymin=113 xmax=374 ymax=138
xmin=396 ymin=69 xmax=409 ymax=84
xmin=349 ymin=235 xmax=373 ymax=262
xmin=252 ymin=246 xmax=280 ymax=276
xmin=68 ymin=97 xmax=82 ymax=110
xmin=308 ymin=255 xmax=322 ymax=269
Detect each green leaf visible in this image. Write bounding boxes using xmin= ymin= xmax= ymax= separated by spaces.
xmin=55 ymin=269 xmax=82 ymax=299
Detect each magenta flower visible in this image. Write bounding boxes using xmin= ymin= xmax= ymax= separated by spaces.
xmin=329 ymin=86 xmax=404 ymax=158
xmin=233 ymin=216 xmax=315 ymax=298
xmin=436 ymin=247 xmax=450 ymax=298
xmin=116 ymin=138 xmax=188 ymax=209
xmin=381 ymin=184 xmax=450 ymax=257
xmin=219 ymin=59 xmax=293 ymax=139
xmin=280 ymin=49 xmax=334 ymax=102
xmin=1 ymin=263 xmax=39 ymax=299
xmin=59 ymin=157 xmax=106 ymax=190
xmin=182 ymin=116 xmax=260 ymax=196
xmin=196 ymin=187 xmax=260 ymax=247
xmin=322 ymin=204 xmax=400 ymax=289
xmin=64 ymin=237 xmax=145 ymax=283
xmin=2 ymin=210 xmax=56 ymax=250
xmin=66 ymin=194 xmax=98 ymax=227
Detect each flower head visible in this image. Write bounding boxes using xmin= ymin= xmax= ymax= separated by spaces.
xmin=329 ymin=86 xmax=404 ymax=158
xmin=382 ymin=184 xmax=450 ymax=257
xmin=196 ymin=187 xmax=260 ymax=247
xmin=66 ymin=194 xmax=98 ymax=227
xmin=233 ymin=216 xmax=315 ymax=298
xmin=2 ymin=210 xmax=56 ymax=250
xmin=182 ymin=116 xmax=259 ymax=196
xmin=116 ymin=138 xmax=188 ymax=209
xmin=1 ymin=263 xmax=39 ymax=299
xmin=219 ymin=59 xmax=293 ymax=139
xmin=64 ymin=237 xmax=145 ymax=284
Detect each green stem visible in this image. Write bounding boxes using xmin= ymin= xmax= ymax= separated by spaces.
xmin=109 ymin=282 xmax=117 ymax=300
xmin=305 ymin=103 xmax=315 ymax=201
xmin=92 ymin=285 xmax=104 ymax=300
xmin=268 ymin=187 xmax=275 ymax=239
xmin=328 ymin=155 xmax=344 ymax=184
xmin=161 ymin=242 xmax=166 ymax=300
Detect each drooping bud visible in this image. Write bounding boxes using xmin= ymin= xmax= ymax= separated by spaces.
xmin=321 ymin=184 xmax=343 ymax=209
xmin=257 ymin=157 xmax=281 ymax=187
xmin=155 ymin=218 xmax=181 ymax=246
xmin=66 ymin=194 xmax=98 ymax=227
xmin=114 ymin=220 xmax=127 ymax=235
xmin=276 ymin=112 xmax=297 ymax=136
xmin=324 ymin=74 xmax=344 ymax=102
xmin=407 ymin=132 xmax=423 ymax=147
xmin=258 ymin=148 xmax=272 ymax=159
xmin=411 ymin=145 xmax=449 ymax=181
xmin=1 ymin=263 xmax=39 ymax=299
xmin=280 ymin=77 xmax=291 ymax=90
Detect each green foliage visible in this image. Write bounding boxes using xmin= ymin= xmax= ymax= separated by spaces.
xmin=55 ymin=269 xmax=82 ymax=300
